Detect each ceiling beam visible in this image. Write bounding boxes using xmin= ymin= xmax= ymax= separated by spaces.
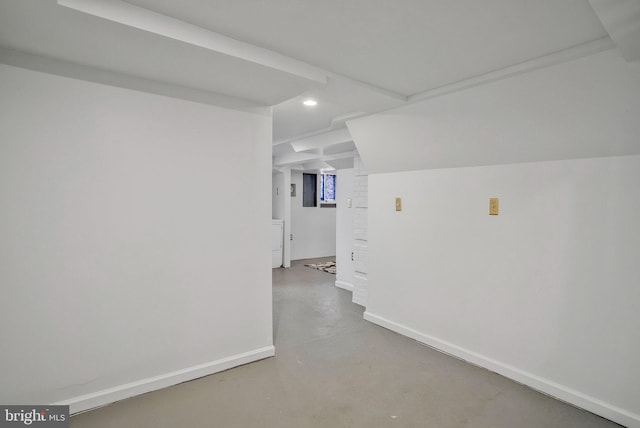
xmin=273 ymin=151 xmax=322 ymax=167
xmin=589 ymin=0 xmax=640 ymax=62
xmin=409 ymin=37 xmax=614 ymax=103
xmin=289 ymin=128 xmax=353 ymax=152
xmin=0 ymin=46 xmax=266 ymax=113
xmin=326 ymin=157 xmax=354 ymax=170
xmin=58 ymin=0 xmax=328 ymax=84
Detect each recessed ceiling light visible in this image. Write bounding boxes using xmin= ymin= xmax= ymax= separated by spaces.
xmin=303 ymin=99 xmax=318 ymax=107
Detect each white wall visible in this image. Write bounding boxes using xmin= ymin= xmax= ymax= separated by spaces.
xmin=366 ymin=156 xmax=640 ymax=427
xmin=0 ymin=64 xmax=273 ymax=412
xmin=272 ymin=172 xmax=285 ymax=219
xmin=351 ymin=154 xmax=369 ymax=307
xmin=351 ymin=47 xmax=640 ymax=427
xmin=335 ymin=168 xmax=354 ymax=291
xmin=282 ymin=168 xmax=292 ymax=268
xmin=290 ymin=171 xmax=336 ymax=260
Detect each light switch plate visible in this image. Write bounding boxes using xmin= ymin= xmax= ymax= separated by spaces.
xmin=489 ymin=198 xmax=499 ymax=215
xmin=396 ymin=197 xmax=402 ymax=211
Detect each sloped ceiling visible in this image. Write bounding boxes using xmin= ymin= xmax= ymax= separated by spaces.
xmin=0 ymin=0 xmax=631 ymax=172
xmin=347 ymin=50 xmax=640 ymax=173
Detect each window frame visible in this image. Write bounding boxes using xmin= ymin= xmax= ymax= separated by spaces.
xmin=320 ymin=173 xmax=337 ymax=208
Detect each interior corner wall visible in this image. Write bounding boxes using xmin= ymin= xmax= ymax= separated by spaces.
xmin=365 ymin=156 xmax=640 ymax=426
xmin=335 ymin=168 xmax=354 ymax=291
xmin=0 ymin=64 xmax=274 ymax=412
xmin=290 ymin=171 xmax=336 ymax=260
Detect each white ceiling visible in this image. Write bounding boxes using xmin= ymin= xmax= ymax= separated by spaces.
xmin=0 ymin=0 xmax=317 ymax=106
xmin=589 ymin=0 xmax=640 ymax=62
xmin=0 ymin=0 xmax=617 ymax=171
xmin=272 ymin=94 xmax=356 ymax=144
xmin=125 ymin=0 xmax=608 ymax=96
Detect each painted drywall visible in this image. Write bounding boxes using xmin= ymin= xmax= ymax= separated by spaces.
xmin=365 ymin=155 xmax=640 ymax=427
xmin=272 ymin=171 xmax=285 ymax=220
xmin=335 ymin=168 xmax=354 ymax=291
xmin=282 ymin=168 xmax=292 ymax=268
xmin=347 ymin=49 xmax=640 ymax=173
xmin=290 ymin=171 xmax=336 ymax=260
xmin=0 ymin=64 xmax=273 ymax=411
xmin=351 ymin=155 xmax=369 ymax=307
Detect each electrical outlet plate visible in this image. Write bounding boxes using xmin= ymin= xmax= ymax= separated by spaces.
xmin=489 ymin=198 xmax=499 ymax=215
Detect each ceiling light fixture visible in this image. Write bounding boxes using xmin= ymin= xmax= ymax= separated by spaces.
xmin=303 ymin=99 xmax=318 ymax=107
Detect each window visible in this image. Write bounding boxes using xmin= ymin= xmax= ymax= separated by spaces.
xmin=302 ymin=173 xmax=317 ymax=207
xmin=302 ymin=173 xmax=336 ymax=207
xmin=320 ymin=174 xmax=336 ymax=207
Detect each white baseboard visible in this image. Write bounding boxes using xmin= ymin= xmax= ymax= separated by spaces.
xmin=363 ymin=312 xmax=639 ymax=428
xmin=56 ymin=346 xmax=275 ymax=415
xmin=335 ymin=280 xmax=354 ymax=291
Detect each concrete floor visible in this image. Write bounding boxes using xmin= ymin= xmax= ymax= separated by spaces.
xmin=71 ymin=258 xmax=621 ymax=428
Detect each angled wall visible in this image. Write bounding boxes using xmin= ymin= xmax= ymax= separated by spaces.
xmin=0 ymin=64 xmax=273 ymax=412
